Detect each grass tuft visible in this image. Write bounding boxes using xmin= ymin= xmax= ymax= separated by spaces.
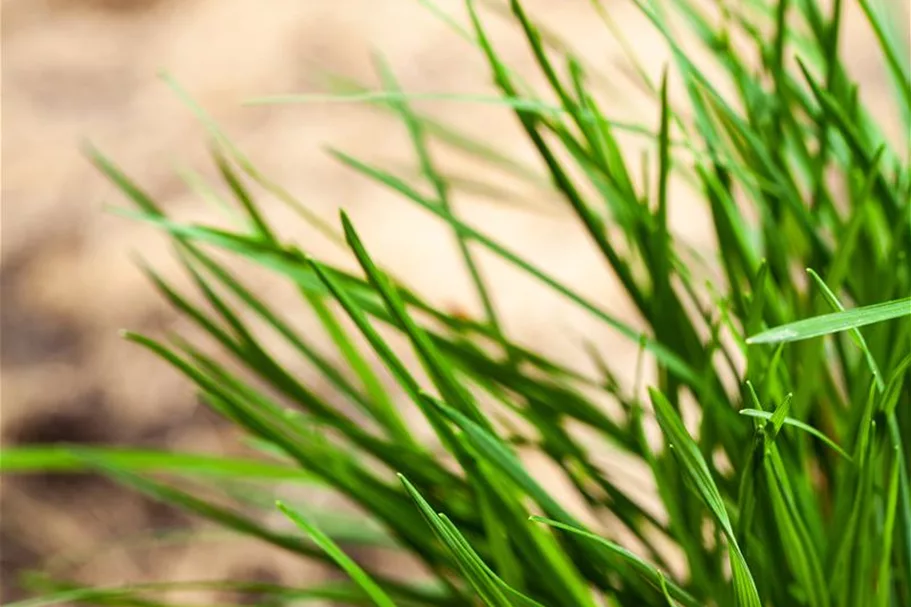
xmin=3 ymin=1 xmax=910 ymax=605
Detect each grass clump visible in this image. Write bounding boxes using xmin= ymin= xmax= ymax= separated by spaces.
xmin=3 ymin=0 xmax=910 ymax=606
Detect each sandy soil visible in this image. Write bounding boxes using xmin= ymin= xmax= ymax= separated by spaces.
xmin=1 ymin=0 xmax=902 ymax=602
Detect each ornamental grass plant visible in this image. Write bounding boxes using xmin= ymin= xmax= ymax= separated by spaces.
xmin=2 ymin=0 xmax=910 ymax=606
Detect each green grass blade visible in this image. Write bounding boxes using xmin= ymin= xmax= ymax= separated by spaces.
xmin=737 ymin=411 xmax=851 ymax=461
xmin=340 ymin=212 xmax=492 ymax=430
xmin=328 ymin=149 xmax=703 ymax=387
xmin=159 ymin=72 xmax=345 ymax=248
xmin=806 ymin=268 xmax=885 ymax=391
xmin=649 ymin=388 xmax=761 ymax=607
xmin=856 ymin=0 xmax=911 ymax=127
xmin=529 ymin=517 xmax=700 ymax=607
xmin=277 ymin=501 xmax=398 ymax=607
xmin=398 ymin=475 xmax=518 ymax=607
xmin=0 ymin=446 xmax=319 ymax=482
xmin=746 ymin=297 xmax=911 ymax=344
xmin=80 ymin=459 xmax=325 ymax=561
xmin=372 ymin=54 xmax=508 ymax=361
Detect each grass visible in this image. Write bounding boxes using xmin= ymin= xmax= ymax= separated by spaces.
xmin=2 ymin=0 xmax=910 ymax=605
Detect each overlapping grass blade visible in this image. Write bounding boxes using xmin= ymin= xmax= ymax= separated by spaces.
xmin=277 ymin=501 xmax=398 ymax=607
xmin=649 ymin=388 xmax=760 ymax=606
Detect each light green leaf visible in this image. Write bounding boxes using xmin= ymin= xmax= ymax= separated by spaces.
xmin=747 ymin=297 xmax=911 ymax=344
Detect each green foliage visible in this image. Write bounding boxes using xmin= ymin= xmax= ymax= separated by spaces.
xmin=3 ymin=0 xmax=910 ymax=605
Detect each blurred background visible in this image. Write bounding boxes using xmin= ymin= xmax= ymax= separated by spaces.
xmin=1 ymin=0 xmax=903 ymax=602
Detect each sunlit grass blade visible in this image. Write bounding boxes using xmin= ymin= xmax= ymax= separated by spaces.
xmin=313 ymin=71 xmax=552 ymax=189
xmin=372 ymin=54 xmax=508 ymax=360
xmin=737 ymin=410 xmax=851 ymax=461
xmin=856 ymin=0 xmax=911 ymax=132
xmin=746 ymin=297 xmax=911 ymax=344
xmin=77 ymin=459 xmax=326 ymax=562
xmin=649 ymin=388 xmax=761 ymax=607
xmin=0 ymin=446 xmax=319 ymax=482
xmin=806 ymin=268 xmax=885 ymax=391
xmin=8 ymin=578 xmax=442 ymax=607
xmin=340 ymin=212 xmax=492 ymax=429
xmin=277 ymin=501 xmax=398 ymax=607
xmin=529 ymin=517 xmax=699 ymax=607
xmin=399 ymin=474 xmax=549 ymax=607
xmin=159 ymin=72 xmax=345 ymax=247
xmin=328 ymin=149 xmax=704 ymax=388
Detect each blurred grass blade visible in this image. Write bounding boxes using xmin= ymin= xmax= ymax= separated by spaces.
xmin=328 ymin=149 xmax=704 ymax=388
xmin=277 ymin=501 xmax=398 ymax=607
xmin=0 ymin=446 xmax=320 ymax=482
